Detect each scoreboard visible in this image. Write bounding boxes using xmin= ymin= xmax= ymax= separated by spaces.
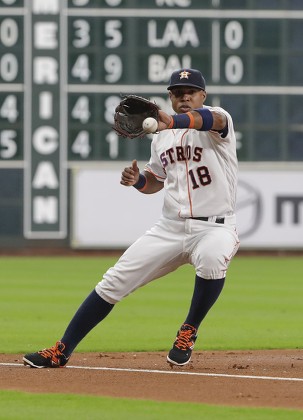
xmin=0 ymin=0 xmax=303 ymax=241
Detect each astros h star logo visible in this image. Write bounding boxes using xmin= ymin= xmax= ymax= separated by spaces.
xmin=179 ymin=71 xmax=191 ymax=79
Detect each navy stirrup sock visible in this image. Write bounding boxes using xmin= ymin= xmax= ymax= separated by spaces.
xmin=60 ymin=289 xmax=114 ymax=357
xmin=184 ymin=275 xmax=225 ymax=330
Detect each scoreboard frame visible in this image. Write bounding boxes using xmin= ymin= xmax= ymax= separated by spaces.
xmin=0 ymin=0 xmax=303 ymax=242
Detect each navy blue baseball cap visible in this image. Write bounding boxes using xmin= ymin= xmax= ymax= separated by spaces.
xmin=167 ymin=68 xmax=206 ymax=91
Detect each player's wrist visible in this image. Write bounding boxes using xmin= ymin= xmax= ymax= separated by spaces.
xmin=194 ymin=108 xmax=213 ymax=131
xmin=133 ymin=173 xmax=147 ymax=191
xmin=168 ymin=109 xmax=213 ymax=131
xmin=168 ymin=113 xmax=195 ymax=129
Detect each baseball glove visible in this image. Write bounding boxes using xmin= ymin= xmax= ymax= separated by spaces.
xmin=113 ymin=95 xmax=159 ymax=138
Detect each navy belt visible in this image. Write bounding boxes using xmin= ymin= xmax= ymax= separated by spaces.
xmin=190 ymin=216 xmax=225 ymax=224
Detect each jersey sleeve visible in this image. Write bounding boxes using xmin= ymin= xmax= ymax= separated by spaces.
xmin=144 ymin=135 xmax=167 ymax=182
xmin=208 ymin=106 xmax=236 ymax=144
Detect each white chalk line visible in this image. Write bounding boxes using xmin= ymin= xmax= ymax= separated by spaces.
xmin=1 ymin=362 xmax=302 ymax=382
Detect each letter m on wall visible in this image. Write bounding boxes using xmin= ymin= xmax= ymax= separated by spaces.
xmin=276 ymin=196 xmax=303 ymax=224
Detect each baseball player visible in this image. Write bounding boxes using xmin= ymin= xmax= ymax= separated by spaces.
xmin=23 ymin=68 xmax=240 ymax=368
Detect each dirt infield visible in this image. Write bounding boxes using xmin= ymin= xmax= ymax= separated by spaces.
xmin=1 ymin=349 xmax=302 ymax=410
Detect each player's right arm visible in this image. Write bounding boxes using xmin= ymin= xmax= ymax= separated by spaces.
xmin=157 ymin=109 xmax=227 ymax=133
xmin=120 ymin=160 xmax=163 ymax=194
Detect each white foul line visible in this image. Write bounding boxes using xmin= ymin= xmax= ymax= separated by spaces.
xmin=1 ymin=363 xmax=302 ymax=382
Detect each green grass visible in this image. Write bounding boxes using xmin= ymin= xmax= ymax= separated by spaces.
xmin=0 ymin=256 xmax=302 ymax=418
xmin=0 ymin=391 xmax=302 ymax=420
xmin=0 ymin=256 xmax=302 ymax=353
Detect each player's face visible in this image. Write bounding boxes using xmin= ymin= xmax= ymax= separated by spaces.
xmin=169 ymin=87 xmax=206 ymax=114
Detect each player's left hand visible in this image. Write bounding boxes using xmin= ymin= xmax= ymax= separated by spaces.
xmin=120 ymin=160 xmax=140 ymax=186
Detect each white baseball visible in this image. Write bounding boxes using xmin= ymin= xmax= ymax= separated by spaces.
xmin=142 ymin=117 xmax=158 ymax=134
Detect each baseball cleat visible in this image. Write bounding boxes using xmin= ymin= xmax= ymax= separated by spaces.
xmin=167 ymin=324 xmax=197 ymax=366
xmin=23 ymin=341 xmax=69 ymax=368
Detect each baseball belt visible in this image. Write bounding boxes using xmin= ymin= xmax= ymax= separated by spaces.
xmin=190 ymin=217 xmax=225 ymax=224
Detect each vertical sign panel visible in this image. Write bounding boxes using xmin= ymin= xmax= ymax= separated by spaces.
xmin=24 ymin=0 xmax=67 ymax=238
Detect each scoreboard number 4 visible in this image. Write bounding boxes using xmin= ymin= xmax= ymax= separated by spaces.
xmin=0 ymin=94 xmax=18 ymax=123
xmin=71 ymin=130 xmax=91 ymax=159
xmin=71 ymin=95 xmax=90 ymax=124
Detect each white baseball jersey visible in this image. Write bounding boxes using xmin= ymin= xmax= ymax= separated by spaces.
xmin=145 ymin=106 xmax=238 ymax=220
